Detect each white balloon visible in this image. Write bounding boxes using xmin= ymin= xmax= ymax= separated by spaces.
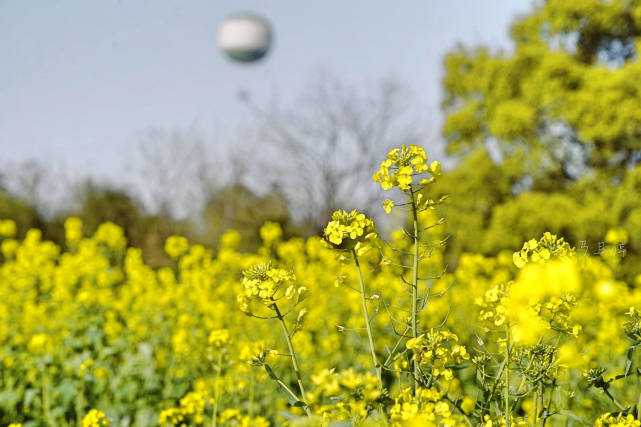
xmin=217 ymin=13 xmax=272 ymax=63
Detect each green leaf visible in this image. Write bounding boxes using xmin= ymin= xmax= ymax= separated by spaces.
xmin=624 ymin=344 xmax=639 ymax=376
xmin=24 ymin=388 xmax=39 ymax=409
xmin=263 ymin=363 xmax=278 ymax=380
xmin=278 ymin=384 xmax=302 ymax=406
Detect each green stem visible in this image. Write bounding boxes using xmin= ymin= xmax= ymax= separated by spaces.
xmin=382 ymin=326 xmax=410 ymax=369
xmin=249 ymin=372 xmax=254 ymax=418
xmin=533 ymin=384 xmax=538 ymax=427
xmin=353 ymin=249 xmax=383 ymax=388
xmin=410 ymin=191 xmax=420 ymax=397
xmin=274 ymin=303 xmax=312 ymax=417
xmin=43 ymin=368 xmax=54 ymax=427
xmin=541 ymin=382 xmax=554 ymax=427
xmin=75 ymin=381 xmax=84 ymax=427
xmin=603 ymin=387 xmax=626 ymax=411
xmin=637 ymin=386 xmax=641 ymax=421
xmin=505 ymin=324 xmax=511 ymax=427
xmin=212 ymin=351 xmax=222 ymax=427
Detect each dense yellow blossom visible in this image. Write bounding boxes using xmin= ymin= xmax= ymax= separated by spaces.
xmin=373 ymin=144 xmax=441 ymax=191
xmin=406 ymin=329 xmax=469 ymax=381
xmin=389 ymin=387 xmax=467 ymax=427
xmin=164 ymin=235 xmax=189 ymax=259
xmin=82 ymin=409 xmax=110 ymax=427
xmin=64 ymin=217 xmax=83 ymax=246
xmin=259 ymin=221 xmax=283 ymax=244
xmin=0 ymin=219 xmax=17 ymax=237
xmin=595 ymin=413 xmax=641 ymax=427
xmin=0 ymin=145 xmax=639 ymax=426
xmin=323 ymin=209 xmax=377 ymax=246
xmin=512 ymin=232 xmax=574 ymax=268
xmin=240 ymin=261 xmax=308 ymax=307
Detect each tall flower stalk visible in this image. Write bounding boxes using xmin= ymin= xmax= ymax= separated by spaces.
xmin=505 ymin=323 xmax=511 ymax=427
xmin=409 ymin=190 xmax=420 ymax=395
xmin=207 ymin=329 xmax=229 ymax=427
xmin=324 ymin=209 xmax=383 ymax=388
xmin=238 ymin=262 xmax=312 ymax=417
xmin=352 ymin=248 xmax=383 ymax=386
xmin=373 ymin=144 xmax=445 ymax=395
xmin=274 ymin=302 xmax=309 ymax=407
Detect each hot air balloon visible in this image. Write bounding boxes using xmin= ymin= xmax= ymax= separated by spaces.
xmin=217 ymin=13 xmax=272 ymax=63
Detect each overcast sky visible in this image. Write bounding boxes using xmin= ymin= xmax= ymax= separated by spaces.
xmin=1 ymin=0 xmax=533 ymax=185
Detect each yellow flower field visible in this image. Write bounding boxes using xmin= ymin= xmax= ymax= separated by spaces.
xmin=1 ymin=146 xmax=641 ymax=427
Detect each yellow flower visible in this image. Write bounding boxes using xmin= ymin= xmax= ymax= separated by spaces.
xmin=428 ymin=161 xmax=441 ymax=175
xmin=240 ymin=261 xmax=306 ymax=307
xmin=165 ymin=235 xmax=189 ymax=259
xmin=0 ymin=219 xmax=17 ymax=237
xmin=82 ymin=409 xmax=111 ymax=427
xmin=94 ymin=222 xmax=127 ymax=250
xmin=64 ymin=217 xmax=83 ymax=245
xmin=512 ymin=232 xmax=574 ymax=268
xmin=460 ymin=396 xmax=475 ymax=415
xmin=383 ymin=199 xmax=395 ymax=214
xmin=373 ymin=144 xmax=438 ymax=191
xmin=208 ymin=329 xmax=229 ymax=347
xmin=260 ymin=221 xmax=283 ymax=244
xmin=323 ymin=209 xmax=377 ymax=248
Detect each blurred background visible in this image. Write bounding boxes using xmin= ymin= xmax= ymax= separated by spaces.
xmin=1 ymin=0 xmax=640 ymax=281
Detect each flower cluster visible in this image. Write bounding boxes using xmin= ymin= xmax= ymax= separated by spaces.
xmin=309 ymin=368 xmax=384 ymax=423
xmin=406 ymin=329 xmax=469 ymax=381
xmin=624 ymin=307 xmax=641 ymax=342
xmin=323 ymin=209 xmax=377 ymax=247
xmin=373 ymin=144 xmax=441 ymax=192
xmin=477 ymin=280 xmax=511 ymax=327
xmin=513 ymin=232 xmax=574 ymax=268
xmin=219 ymin=409 xmax=270 ymax=427
xmin=516 ymin=344 xmax=558 ymax=385
xmin=537 ymin=294 xmax=581 ymax=337
xmin=248 ymin=346 xmax=278 ymax=367
xmin=583 ymin=367 xmax=607 ymax=387
xmin=82 ymin=409 xmax=111 ymax=427
xmin=207 ymin=328 xmax=228 ymax=347
xmin=239 ymin=261 xmax=308 ymax=307
xmin=480 ymin=414 xmax=529 ymax=427
xmin=595 ymin=413 xmax=641 ymax=427
xmin=158 ymin=391 xmax=211 ymax=425
xmin=259 ymin=221 xmax=283 ymax=245
xmin=165 ymin=235 xmax=189 ymax=259
xmin=157 ymin=408 xmax=185 ymax=426
xmin=0 ymin=219 xmax=17 ymax=237
xmin=389 ymin=387 xmax=464 ymax=427
xmin=509 ymin=259 xmax=581 ymax=345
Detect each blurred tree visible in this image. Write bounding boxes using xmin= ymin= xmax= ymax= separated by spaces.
xmin=200 ymin=184 xmax=311 ymax=251
xmin=442 ymin=0 xmax=641 ymax=182
xmin=131 ymin=127 xmax=218 ymax=220
xmin=435 ymin=0 xmax=641 ymax=281
xmin=1 ymin=160 xmax=69 ymax=218
xmin=53 ymin=182 xmax=192 ymax=267
xmin=242 ymin=73 xmax=429 ymax=225
xmin=70 ymin=182 xmax=147 ymax=238
xmin=0 ymin=189 xmax=45 ymax=238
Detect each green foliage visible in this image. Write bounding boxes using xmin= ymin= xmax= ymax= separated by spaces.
xmin=437 ymin=0 xmax=641 ymax=282
xmin=0 ymin=190 xmax=44 ymax=238
xmin=434 ymin=150 xmax=641 ymax=282
xmin=201 ymin=185 xmax=312 ymax=252
xmin=443 ymin=0 xmax=641 ymax=177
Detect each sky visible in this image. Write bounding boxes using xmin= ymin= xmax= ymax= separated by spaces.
xmin=0 ymin=0 xmax=533 ymax=188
